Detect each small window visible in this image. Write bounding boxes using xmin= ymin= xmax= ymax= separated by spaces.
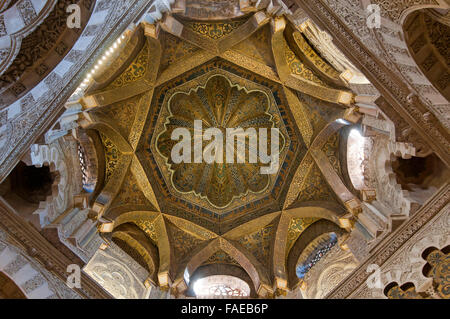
xmin=346 ymin=128 xmax=366 ymax=190
xmin=193 ymin=275 xmax=250 ymax=298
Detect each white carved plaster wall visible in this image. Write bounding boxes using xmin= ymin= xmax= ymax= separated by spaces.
xmin=301 ymin=245 xmax=358 ymax=299
xmin=23 ymin=106 xmax=103 ymax=262
xmin=321 ymin=0 xmax=450 ymax=129
xmin=83 ymin=242 xmax=151 ymax=299
xmin=350 ymin=203 xmax=449 ymax=298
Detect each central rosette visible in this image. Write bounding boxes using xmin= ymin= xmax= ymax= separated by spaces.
xmin=155 ymin=74 xmax=285 ymax=209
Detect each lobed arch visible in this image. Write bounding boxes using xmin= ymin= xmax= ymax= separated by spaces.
xmin=367 ymin=209 xmax=449 ymax=299
xmin=382 ymin=244 xmax=449 ymax=299
xmin=1 ymin=136 xmax=84 ymax=230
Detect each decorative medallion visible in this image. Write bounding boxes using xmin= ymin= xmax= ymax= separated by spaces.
xmin=152 ymin=71 xmax=289 ymax=211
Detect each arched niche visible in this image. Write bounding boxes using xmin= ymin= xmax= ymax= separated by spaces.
xmin=111 ymin=222 xmax=159 ymax=285
xmin=286 ymin=219 xmax=346 ymax=290
xmin=403 ymin=9 xmax=450 ymax=102
xmin=295 ymin=232 xmax=338 ymax=280
xmin=0 ymin=160 xmax=57 ymax=221
xmin=391 ymin=152 xmax=450 ymax=205
xmin=0 ymin=135 xmax=85 ymax=230
xmin=296 ymin=233 xmax=357 ymax=299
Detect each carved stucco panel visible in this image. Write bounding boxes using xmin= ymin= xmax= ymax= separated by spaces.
xmin=302 ymin=245 xmax=358 ymax=299
xmin=83 ymin=242 xmax=150 ymax=299
xmin=350 ymin=203 xmax=449 ymax=298
xmin=320 ymin=0 xmax=450 ymax=128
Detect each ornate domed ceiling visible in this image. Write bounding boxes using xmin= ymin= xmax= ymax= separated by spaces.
xmin=0 ymin=0 xmax=449 ymax=302
xmin=152 ymin=72 xmax=290 ymax=210
xmin=76 ymin=8 xmax=363 ymax=295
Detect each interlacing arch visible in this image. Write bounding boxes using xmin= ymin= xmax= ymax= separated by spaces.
xmin=98 ymin=207 xmax=348 ymax=297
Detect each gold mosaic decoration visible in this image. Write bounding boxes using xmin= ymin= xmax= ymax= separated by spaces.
xmin=167 ymin=222 xmax=205 ymax=260
xmin=100 ymin=132 xmax=120 ymax=184
xmin=106 ymin=41 xmax=149 ymax=90
xmin=185 ymin=20 xmax=246 ymax=40
xmin=296 ymin=163 xmax=336 ymax=203
xmin=285 ymin=42 xmax=330 ymax=88
xmin=135 ymin=219 xmax=159 ymax=245
xmin=285 ymin=217 xmax=319 ymax=257
xmin=84 ymin=17 xmax=355 ymax=287
xmin=160 ymin=32 xmax=199 ymax=72
xmin=321 ymin=132 xmax=342 ymax=177
xmin=111 ymin=171 xmax=157 ymax=210
xmin=237 ymin=223 xmax=275 ymax=267
xmin=296 ymin=93 xmax=329 ymax=135
xmin=95 ymin=94 xmax=140 ymax=139
xmin=231 ymin=24 xmax=275 ymax=67
xmin=292 ymin=31 xmax=341 ymax=80
xmin=284 ymin=87 xmax=313 ymax=147
xmin=204 ymin=250 xmax=240 ymax=267
xmin=283 ymin=155 xmax=315 ymax=209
